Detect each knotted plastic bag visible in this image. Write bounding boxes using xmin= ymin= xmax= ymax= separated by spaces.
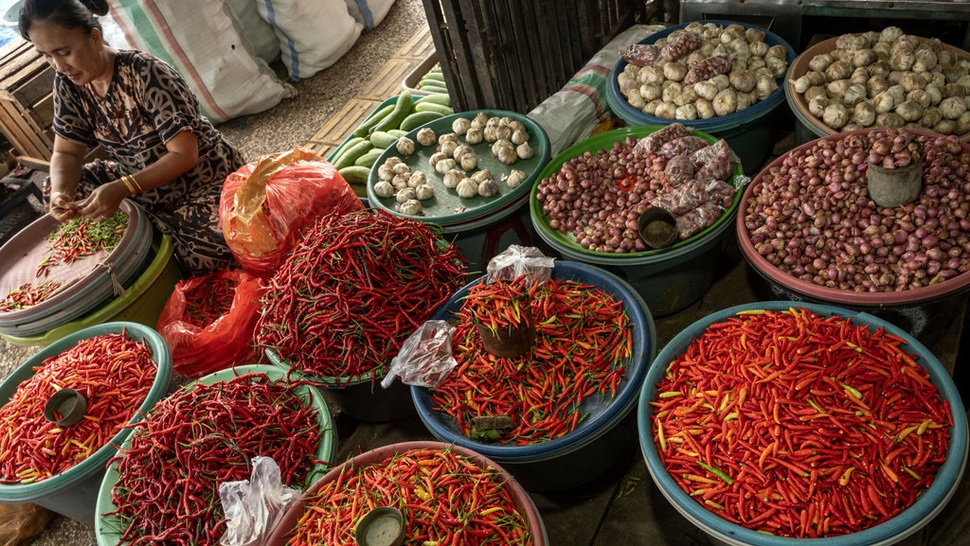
xmin=381 ymin=320 xmax=457 ymax=389
xmin=219 ymin=147 xmax=363 ymax=277
xmin=157 ymin=268 xmax=263 ymax=378
xmin=219 ymin=457 xmax=299 ymax=546
xmin=485 ymin=245 xmax=556 ymax=286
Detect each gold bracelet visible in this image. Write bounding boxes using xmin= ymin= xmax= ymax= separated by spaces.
xmin=119 ymin=176 xmax=136 ymax=195
xmin=128 ymin=175 xmax=144 ymax=193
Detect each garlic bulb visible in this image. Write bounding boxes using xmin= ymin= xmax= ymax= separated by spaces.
xmin=477 ymin=179 xmax=498 ymax=197
xmin=439 ymin=140 xmax=458 ymax=157
xmin=392 ymin=162 xmax=411 ymax=175
xmin=497 ymin=146 xmax=519 ymax=165
xmin=429 ymin=152 xmax=447 ymax=168
xmin=385 ymin=156 xmax=403 ymax=167
xmin=456 ymin=178 xmax=479 ymax=198
xmin=415 ymin=184 xmax=435 ymax=200
xmin=511 ymin=128 xmax=530 ymax=145
xmin=438 ymin=132 xmax=459 ymax=144
xmin=504 ymin=169 xmax=527 ymax=188
xmin=435 ymin=158 xmax=457 ymax=175
xmin=516 ymin=142 xmax=535 ymax=160
xmin=459 ymin=153 xmax=478 ymax=171
xmin=470 ymin=169 xmax=492 ymax=184
xmin=377 ymin=163 xmax=394 ymax=181
xmin=373 ymin=180 xmax=394 ymax=198
xmin=452 ymin=117 xmax=471 ymax=135
xmin=491 ymin=139 xmax=514 ymax=157
xmin=407 ymin=171 xmax=427 ymax=188
xmin=397 ymin=199 xmax=423 ymax=216
xmin=396 ymin=187 xmax=416 ymax=203
xmin=452 ymin=145 xmax=473 ymax=162
xmin=396 ymin=137 xmax=416 ymax=156
xmin=470 ymin=112 xmax=489 ymax=129
xmin=443 ymin=169 xmax=463 ymax=189
xmin=465 ymin=127 xmax=484 ymax=145
xmin=416 ymin=127 xmax=437 ymax=147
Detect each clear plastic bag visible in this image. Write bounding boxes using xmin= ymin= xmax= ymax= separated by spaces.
xmin=485 ymin=245 xmax=556 ymax=286
xmin=381 ymin=320 xmax=457 ymax=389
xmin=219 ymin=457 xmax=300 ymax=546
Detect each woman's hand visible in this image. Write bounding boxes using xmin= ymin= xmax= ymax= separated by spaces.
xmin=49 ymin=191 xmax=79 ymax=222
xmin=76 ymin=180 xmax=128 ymax=222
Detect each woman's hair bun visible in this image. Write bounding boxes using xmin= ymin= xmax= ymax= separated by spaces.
xmin=79 ymin=0 xmax=109 ymax=17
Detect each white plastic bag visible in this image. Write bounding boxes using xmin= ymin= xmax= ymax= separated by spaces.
xmin=486 ymin=245 xmax=556 ymax=286
xmin=527 ymin=24 xmax=661 ymax=155
xmin=381 ymin=320 xmax=457 ymax=389
xmin=254 ymin=0 xmax=363 ymax=82
xmin=219 ymin=457 xmax=299 ymax=546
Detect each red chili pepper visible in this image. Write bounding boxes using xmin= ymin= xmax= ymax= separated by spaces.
xmin=651 ymin=307 xmax=952 ymax=538
xmin=255 ymin=210 xmax=466 ymax=384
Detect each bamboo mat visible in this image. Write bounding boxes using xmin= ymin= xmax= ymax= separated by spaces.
xmin=304 ymin=26 xmax=436 ymax=158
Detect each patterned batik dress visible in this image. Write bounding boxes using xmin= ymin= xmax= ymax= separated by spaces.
xmin=48 ymin=50 xmax=245 ymax=275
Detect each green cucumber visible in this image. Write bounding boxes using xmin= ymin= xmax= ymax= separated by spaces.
xmin=413 ymin=101 xmax=454 ymax=116
xmin=418 ymin=84 xmax=450 ymax=95
xmin=371 ymin=90 xmax=413 ymax=135
xmin=328 ymin=136 xmax=365 ymax=164
xmin=353 ymin=102 xmax=396 ymax=138
xmin=332 ymin=140 xmax=373 ymax=170
xmin=354 ymin=148 xmax=384 ymax=168
xmin=368 ymin=130 xmax=400 ymax=149
xmin=387 ymin=129 xmax=408 ymax=138
xmin=414 ymin=93 xmax=451 ymax=106
xmin=338 ymin=165 xmax=371 ymax=185
xmin=399 ymin=111 xmax=443 ymax=131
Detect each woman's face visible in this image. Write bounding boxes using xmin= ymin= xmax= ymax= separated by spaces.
xmin=28 ymin=21 xmax=106 ymax=86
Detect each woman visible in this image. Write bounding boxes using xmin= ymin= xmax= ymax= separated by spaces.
xmin=19 ymin=0 xmax=245 ymax=275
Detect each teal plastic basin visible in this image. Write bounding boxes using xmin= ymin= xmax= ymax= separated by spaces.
xmin=0 ymin=322 xmax=172 ymax=525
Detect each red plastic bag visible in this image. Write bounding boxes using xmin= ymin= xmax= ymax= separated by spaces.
xmin=219 ymin=146 xmax=363 ymax=277
xmin=157 ymin=268 xmax=263 ymax=378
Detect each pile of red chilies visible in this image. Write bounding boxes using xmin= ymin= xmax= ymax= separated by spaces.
xmin=286 ymin=447 xmax=534 ymax=545
xmin=431 ymin=278 xmax=632 ymax=444
xmin=255 ymin=210 xmax=466 ymax=383
xmin=104 ymin=373 xmax=327 ymax=545
xmin=35 ymin=210 xmax=127 ymax=277
xmin=651 ymin=307 xmax=952 ymax=538
xmin=182 ymin=273 xmax=237 ymax=327
xmin=0 ymin=280 xmax=61 ymax=312
xmin=0 ymin=331 xmax=157 ymax=484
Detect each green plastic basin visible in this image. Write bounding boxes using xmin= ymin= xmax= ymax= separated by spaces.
xmin=95 ymin=364 xmax=338 ymax=546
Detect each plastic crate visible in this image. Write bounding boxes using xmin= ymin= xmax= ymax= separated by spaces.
xmin=0 ymin=181 xmax=42 ymax=246
xmin=422 ymin=0 xmax=649 ymax=113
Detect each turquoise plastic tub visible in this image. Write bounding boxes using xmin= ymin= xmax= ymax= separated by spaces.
xmin=0 ymin=322 xmax=172 ymax=525
xmin=607 ymin=21 xmax=796 ymax=175
xmin=412 ymin=260 xmax=657 ymax=492
xmin=95 ymin=364 xmax=338 ymax=546
xmin=638 ymin=302 xmax=968 ymax=546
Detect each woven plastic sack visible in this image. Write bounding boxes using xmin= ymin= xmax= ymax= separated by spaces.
xmin=219 ymin=147 xmax=364 ymax=277
xmin=157 ymin=268 xmax=263 ymax=378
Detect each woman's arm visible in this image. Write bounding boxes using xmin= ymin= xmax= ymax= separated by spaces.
xmin=76 ymin=129 xmax=200 ymax=221
xmin=47 ymin=135 xmax=88 ymax=222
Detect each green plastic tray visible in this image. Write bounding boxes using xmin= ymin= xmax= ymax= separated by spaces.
xmin=94 ymin=364 xmax=338 ymax=546
xmin=528 ymin=126 xmax=744 ymax=258
xmin=366 ymin=109 xmax=551 ymax=226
